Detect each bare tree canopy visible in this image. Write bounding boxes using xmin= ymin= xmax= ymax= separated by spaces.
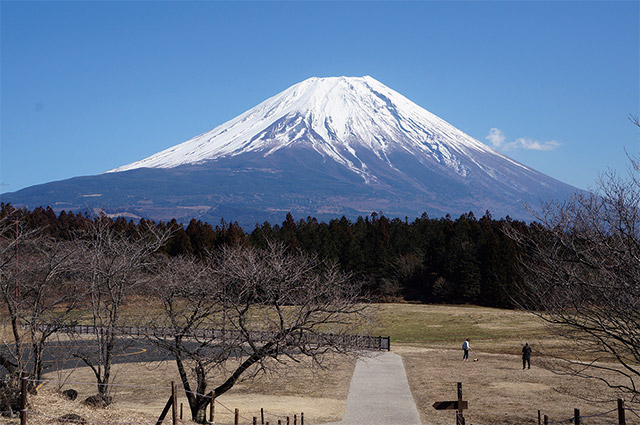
xmin=143 ymin=242 xmax=369 ymax=423
xmin=73 ymin=216 xmax=171 ymax=400
xmin=0 ymin=217 xmax=81 ymax=385
xmin=508 ymin=144 xmax=640 ymax=402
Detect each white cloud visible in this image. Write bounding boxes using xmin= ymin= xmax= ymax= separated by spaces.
xmin=485 ymin=128 xmax=506 ymax=148
xmin=485 ymin=128 xmax=560 ymax=152
xmin=512 ymin=137 xmax=561 ymax=151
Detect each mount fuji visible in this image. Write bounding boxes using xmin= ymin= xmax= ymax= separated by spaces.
xmin=3 ymin=76 xmax=579 ymax=228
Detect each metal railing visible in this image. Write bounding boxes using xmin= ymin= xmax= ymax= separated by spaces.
xmin=39 ymin=323 xmax=391 ymax=351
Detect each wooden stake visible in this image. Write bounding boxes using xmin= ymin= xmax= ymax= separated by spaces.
xmin=156 ymin=396 xmax=173 ymax=425
xmin=20 ymin=377 xmax=27 ymax=425
xmin=301 ymin=412 xmax=304 ymax=425
xmin=209 ymin=391 xmax=215 ymax=423
xmin=253 ymin=417 xmax=257 ymax=425
xmin=235 ymin=408 xmax=239 ymax=425
xmin=456 ymin=382 xmax=465 ymax=425
xmin=544 ymin=414 xmax=548 ymax=425
xmin=262 ymin=407 xmax=265 ymax=425
xmin=171 ymin=381 xmax=178 ymax=425
xmin=574 ymin=408 xmax=580 ymax=425
xmin=180 ymin=402 xmax=183 ymax=420
xmin=537 ymin=410 xmax=541 ymax=425
xmin=618 ymin=399 xmax=626 ymax=425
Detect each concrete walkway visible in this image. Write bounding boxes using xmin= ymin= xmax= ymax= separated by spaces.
xmin=326 ymin=351 xmax=422 ymax=425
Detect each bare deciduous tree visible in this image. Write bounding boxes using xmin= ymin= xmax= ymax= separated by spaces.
xmin=508 ymin=144 xmax=640 ymax=403
xmin=142 ymin=255 xmax=225 ymax=422
xmin=14 ymin=237 xmax=81 ymax=383
xmin=0 ymin=217 xmax=80 ymax=385
xmin=75 ymin=217 xmax=170 ymax=401
xmin=144 ymin=242 xmax=369 ymax=423
xmin=0 ymin=216 xmax=35 ymax=379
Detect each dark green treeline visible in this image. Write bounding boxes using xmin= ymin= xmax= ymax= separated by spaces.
xmin=1 ymin=204 xmax=534 ymax=308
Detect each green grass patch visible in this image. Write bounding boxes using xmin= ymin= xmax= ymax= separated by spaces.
xmin=371 ymin=303 xmax=549 ymax=353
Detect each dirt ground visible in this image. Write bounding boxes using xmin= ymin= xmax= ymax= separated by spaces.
xmin=397 ymin=345 xmax=631 ymax=425
xmin=2 ymin=304 xmax=637 ymax=424
xmin=2 ymin=354 xmax=355 ymax=425
xmin=4 ymin=345 xmax=633 ymax=425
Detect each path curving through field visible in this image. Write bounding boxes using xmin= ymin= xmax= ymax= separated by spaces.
xmin=324 ymin=351 xmax=422 ymax=425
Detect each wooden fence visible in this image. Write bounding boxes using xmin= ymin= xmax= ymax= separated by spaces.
xmin=13 ymin=378 xmax=640 ymax=424
xmin=158 ymin=383 xmax=305 ymax=425
xmin=537 ymin=399 xmax=633 ymax=425
xmin=433 ymin=382 xmax=636 ymax=425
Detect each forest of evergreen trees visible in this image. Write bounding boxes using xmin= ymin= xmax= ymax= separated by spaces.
xmin=0 ymin=203 xmax=539 ymax=308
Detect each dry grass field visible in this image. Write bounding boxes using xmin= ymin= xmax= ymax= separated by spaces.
xmin=2 ymin=352 xmax=356 ymax=425
xmin=373 ymin=303 xmax=632 ymax=424
xmin=2 ymin=303 xmax=636 ymax=424
xmin=399 ymin=346 xmax=627 ymax=425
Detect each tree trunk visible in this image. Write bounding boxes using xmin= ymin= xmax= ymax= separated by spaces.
xmin=191 ymin=398 xmax=209 ymax=424
xmin=32 ymin=340 xmax=44 ymax=383
xmin=9 ymin=311 xmax=24 ymax=378
xmin=99 ymin=365 xmax=111 ymax=396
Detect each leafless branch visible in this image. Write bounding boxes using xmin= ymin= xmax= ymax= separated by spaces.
xmin=507 ymin=126 xmax=640 ymax=403
xmin=141 ymin=242 xmax=370 ymax=423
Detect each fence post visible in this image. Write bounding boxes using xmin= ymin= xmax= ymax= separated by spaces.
xmin=618 ymin=398 xmax=626 ymax=425
xmin=301 ymin=412 xmax=304 ymax=425
xmin=537 ymin=410 xmax=541 ymax=425
xmin=294 ymin=414 xmax=297 ymax=425
xmin=20 ymin=376 xmax=27 ymax=425
xmin=171 ymin=381 xmax=178 ymax=425
xmin=456 ymin=382 xmax=464 ymax=425
xmin=209 ymin=391 xmax=215 ymax=423
xmin=235 ymin=408 xmax=239 ymax=425
xmin=574 ymin=408 xmax=580 ymax=425
xmin=253 ymin=417 xmax=257 ymax=425
xmin=180 ymin=403 xmax=183 ymax=420
xmin=544 ymin=415 xmax=548 ymax=425
xmin=261 ymin=407 xmax=265 ymax=425
xmin=156 ymin=396 xmax=173 ymax=425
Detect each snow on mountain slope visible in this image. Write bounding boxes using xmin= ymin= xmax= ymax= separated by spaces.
xmin=3 ymin=76 xmax=582 ymax=227
xmin=108 ymin=76 xmax=528 ymax=186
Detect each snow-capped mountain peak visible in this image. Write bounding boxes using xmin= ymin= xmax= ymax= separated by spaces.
xmin=108 ymin=76 xmax=519 ymax=183
xmin=6 ymin=76 xmax=580 ymax=227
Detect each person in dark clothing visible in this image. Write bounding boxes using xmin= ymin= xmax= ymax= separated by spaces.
xmin=462 ymin=339 xmax=470 ymax=361
xmin=522 ymin=342 xmax=532 ymax=369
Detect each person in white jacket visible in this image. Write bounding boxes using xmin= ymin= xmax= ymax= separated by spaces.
xmin=462 ymin=339 xmax=470 ymax=361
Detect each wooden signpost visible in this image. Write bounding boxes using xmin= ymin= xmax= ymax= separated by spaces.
xmin=432 ymin=382 xmax=468 ymax=425
xmin=432 ymin=400 xmax=468 ymax=410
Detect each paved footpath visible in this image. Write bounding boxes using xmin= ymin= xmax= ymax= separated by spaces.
xmin=325 ymin=351 xmax=423 ymax=425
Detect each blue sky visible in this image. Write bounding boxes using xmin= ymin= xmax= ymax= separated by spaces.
xmin=1 ymin=1 xmax=638 ymax=195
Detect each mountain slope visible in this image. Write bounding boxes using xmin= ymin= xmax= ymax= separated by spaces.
xmin=2 ymin=76 xmax=579 ymax=227
xmin=110 ymin=76 xmax=517 ymax=183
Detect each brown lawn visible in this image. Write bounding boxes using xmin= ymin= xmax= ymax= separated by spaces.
xmin=2 ymin=304 xmax=636 ymax=425
xmin=398 ymin=345 xmax=627 ymax=425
